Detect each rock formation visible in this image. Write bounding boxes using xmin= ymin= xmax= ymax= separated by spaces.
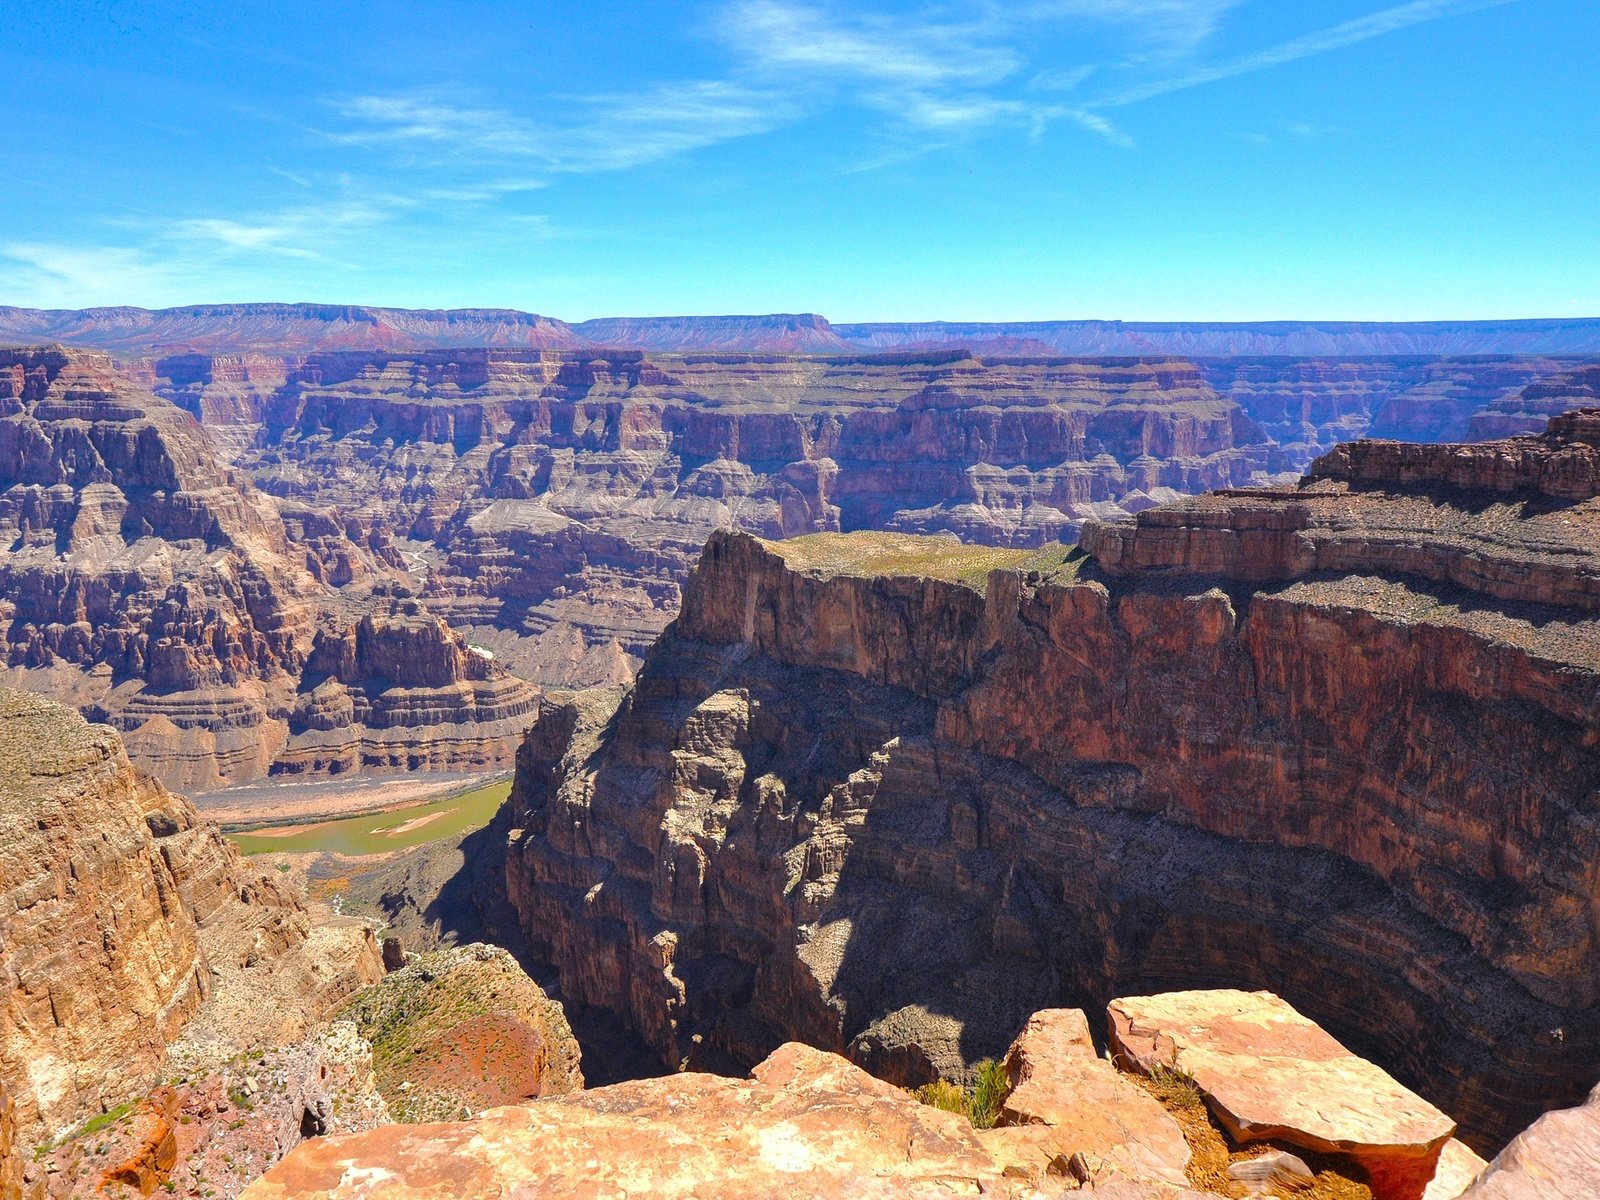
xmin=0 ymin=687 xmax=383 ymax=1151
xmin=504 ymin=411 xmax=1600 ymax=1152
xmin=1466 ymin=363 xmax=1600 ymax=440
xmin=992 ymin=1009 xmax=1192 ymax=1188
xmin=1108 ymin=990 xmax=1455 ymax=1199
xmin=1202 ymin=355 xmax=1593 ymax=461
xmin=335 ymin=943 xmax=583 ymax=1123
xmin=0 ymin=348 xmax=535 ymax=788
xmin=0 ymin=305 xmax=584 ymax=356
xmin=242 ymin=994 xmax=1508 ymax=1199
xmin=38 ymin=1022 xmax=389 ymax=1200
xmin=241 ymin=1044 xmax=1044 ymax=1199
xmin=1459 ymin=1082 xmax=1600 ymax=1198
xmin=209 ymin=348 xmax=1288 ymax=689
xmin=129 ymin=344 xmax=1600 ymax=704
xmin=5 ymin=338 xmax=1596 ymax=785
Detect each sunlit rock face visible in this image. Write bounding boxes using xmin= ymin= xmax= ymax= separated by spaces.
xmin=506 ymin=411 xmax=1600 ymax=1153
xmin=242 ymin=994 xmax=1509 ymax=1200
xmin=193 ymin=347 xmax=1289 ymax=688
xmin=6 ymin=339 xmax=1597 ymax=783
xmin=0 ymin=348 xmax=535 ymax=788
xmin=0 ymin=688 xmax=382 ymax=1148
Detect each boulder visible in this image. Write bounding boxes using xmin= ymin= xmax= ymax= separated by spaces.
xmin=1109 ymin=989 xmax=1455 ymax=1200
xmin=242 ymin=1043 xmax=1016 ymax=1199
xmin=984 ymin=1009 xmax=1191 ymax=1188
xmin=1457 ymin=1082 xmax=1600 ymax=1199
xmin=1423 ymin=1139 xmax=1489 ymax=1200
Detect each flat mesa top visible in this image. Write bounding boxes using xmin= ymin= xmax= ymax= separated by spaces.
xmin=765 ymin=531 xmax=1056 ymax=587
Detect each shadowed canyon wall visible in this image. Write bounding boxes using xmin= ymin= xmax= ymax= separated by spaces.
xmin=504 ymin=411 xmax=1600 ymax=1152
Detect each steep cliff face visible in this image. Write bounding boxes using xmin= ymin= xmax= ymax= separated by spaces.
xmin=0 ymin=349 xmax=535 ymax=788
xmin=505 ymin=413 xmax=1600 ymax=1152
xmin=280 ymin=587 xmax=537 ymax=775
xmin=1466 ymin=364 xmax=1600 ymax=441
xmin=9 ymin=341 xmax=1594 ymax=781
xmin=0 ymin=688 xmax=382 ymax=1147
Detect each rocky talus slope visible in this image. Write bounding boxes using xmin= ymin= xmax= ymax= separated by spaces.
xmin=0 ymin=688 xmax=384 ymax=1149
xmin=239 ymin=990 xmax=1600 ymax=1199
xmin=505 ymin=411 xmax=1600 ymax=1153
xmin=0 ymin=348 xmax=535 ymax=789
xmin=0 ymin=685 xmax=580 ymax=1196
xmin=23 ymin=943 xmax=583 ymax=1200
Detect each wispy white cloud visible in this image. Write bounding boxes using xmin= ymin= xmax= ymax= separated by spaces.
xmin=722 ymin=0 xmax=1018 ymax=88
xmin=148 ymin=194 xmax=403 ymax=262
xmin=318 ymin=0 xmax=1520 ymax=175
xmin=0 ymin=242 xmax=181 ymax=308
xmin=1090 ymin=0 xmax=1518 ymax=107
xmin=1002 ymin=1 xmax=1244 ymax=62
xmin=330 ymin=80 xmax=789 ymax=174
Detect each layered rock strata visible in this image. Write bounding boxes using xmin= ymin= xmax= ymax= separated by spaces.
xmin=156 ymin=345 xmax=1592 ymax=696
xmin=7 ymin=303 xmax=1600 ymax=358
xmin=1202 ymin=355 xmax=1593 ymax=463
xmin=0 ymin=348 xmax=534 ymax=787
xmin=505 ymin=412 xmax=1600 ymax=1152
xmin=0 ymin=688 xmax=381 ymax=1147
xmin=8 ymin=340 xmax=1595 ymax=781
xmin=218 ymin=349 xmax=1286 ymax=687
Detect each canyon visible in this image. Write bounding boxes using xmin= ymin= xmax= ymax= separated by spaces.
xmin=4 ymin=333 xmax=1599 ymax=791
xmin=502 ymin=409 xmax=1600 ymax=1158
xmin=0 ymin=347 xmax=536 ymax=791
xmin=0 ymin=686 xmax=582 ymax=1198
xmin=3 ymin=400 xmax=1600 ymax=1194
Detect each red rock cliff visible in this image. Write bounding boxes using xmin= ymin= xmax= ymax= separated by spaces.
xmin=506 ymin=412 xmax=1600 ymax=1152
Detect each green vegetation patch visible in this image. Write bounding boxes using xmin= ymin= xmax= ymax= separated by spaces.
xmin=912 ymin=1058 xmax=1008 ymax=1130
xmin=334 ymin=946 xmax=578 ymax=1124
xmin=229 ymin=778 xmax=511 ymax=857
xmin=771 ymin=532 xmax=1035 ymax=590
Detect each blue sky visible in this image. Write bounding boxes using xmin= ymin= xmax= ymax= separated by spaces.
xmin=3 ymin=0 xmax=1595 ymax=320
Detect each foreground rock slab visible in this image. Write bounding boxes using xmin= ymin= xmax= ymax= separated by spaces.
xmin=1110 ymin=990 xmax=1454 ymax=1200
xmin=988 ymin=1009 xmax=1191 ymax=1189
xmin=244 ymin=1043 xmax=1022 ymax=1199
xmin=1459 ymin=1082 xmax=1600 ymax=1199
